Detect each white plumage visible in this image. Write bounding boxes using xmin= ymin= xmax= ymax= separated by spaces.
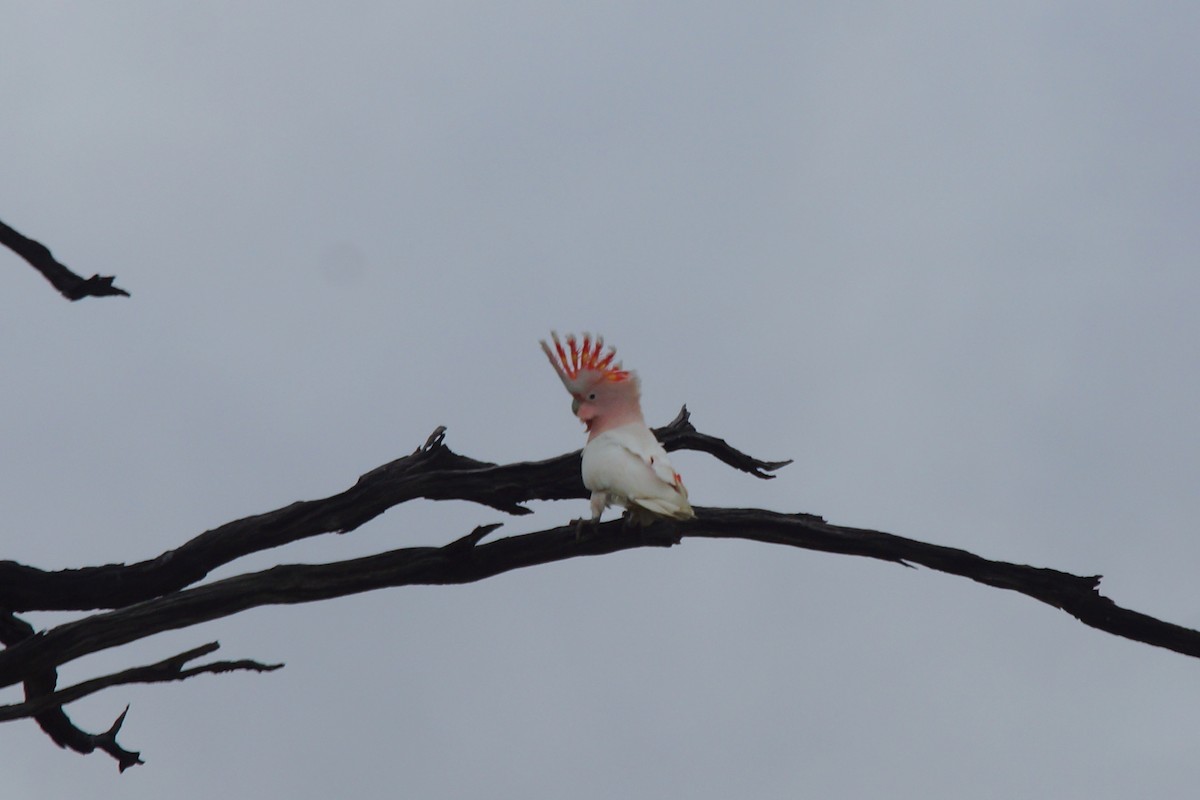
xmin=582 ymin=422 xmax=693 ymax=523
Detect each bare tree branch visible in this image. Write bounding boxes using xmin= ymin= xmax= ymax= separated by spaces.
xmin=0 ymin=410 xmax=788 ymax=768
xmin=4 ymin=412 xmax=1199 ymax=770
xmin=68 ymin=705 xmax=143 ymax=772
xmin=0 ymin=217 xmax=129 ymax=300
xmin=0 ymin=407 xmax=777 ymax=613
xmin=4 ymin=507 xmax=1200 ymax=697
xmin=0 ymin=641 xmax=282 ymax=723
xmin=0 ymin=610 xmax=143 ymax=769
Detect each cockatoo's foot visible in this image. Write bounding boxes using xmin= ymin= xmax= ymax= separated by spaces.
xmin=622 ymin=508 xmax=656 ymax=528
xmin=571 ymin=517 xmax=601 ymax=541
xmin=617 ymin=510 xmax=684 ymax=547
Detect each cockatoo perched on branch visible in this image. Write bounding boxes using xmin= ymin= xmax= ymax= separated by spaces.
xmin=540 ymin=332 xmax=694 ymax=525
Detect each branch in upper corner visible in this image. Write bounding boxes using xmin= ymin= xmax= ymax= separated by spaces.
xmin=0 ymin=217 xmax=130 ymax=301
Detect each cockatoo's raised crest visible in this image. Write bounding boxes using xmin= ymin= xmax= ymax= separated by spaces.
xmin=541 ymin=331 xmax=631 ymax=393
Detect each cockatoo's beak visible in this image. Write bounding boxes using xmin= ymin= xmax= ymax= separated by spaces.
xmin=571 ymin=397 xmax=581 ymax=416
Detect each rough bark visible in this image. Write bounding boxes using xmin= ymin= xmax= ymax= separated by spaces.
xmin=3 ymin=409 xmax=1200 ymax=771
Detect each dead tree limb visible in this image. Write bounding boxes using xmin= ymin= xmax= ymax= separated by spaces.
xmin=0 ymin=407 xmax=785 ymax=613
xmin=0 ymin=612 xmax=144 ymax=770
xmin=0 ymin=642 xmax=281 ymax=724
xmin=5 ymin=506 xmax=1199 ymax=691
xmin=2 ymin=409 xmax=1197 ymax=770
xmin=0 ymin=216 xmax=129 ymax=300
xmin=0 ymin=639 xmax=280 ymax=772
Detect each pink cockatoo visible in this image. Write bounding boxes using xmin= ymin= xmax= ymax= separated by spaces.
xmin=541 ymin=332 xmax=694 ymax=525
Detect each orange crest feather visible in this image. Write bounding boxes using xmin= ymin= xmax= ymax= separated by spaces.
xmin=541 ymin=331 xmax=631 ymax=388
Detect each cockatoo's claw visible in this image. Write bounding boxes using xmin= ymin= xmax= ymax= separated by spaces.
xmin=622 ymin=509 xmax=654 ymax=529
xmin=570 ymin=517 xmax=600 ymax=542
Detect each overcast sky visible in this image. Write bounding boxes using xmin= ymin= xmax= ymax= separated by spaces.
xmin=3 ymin=3 xmax=1200 ymax=798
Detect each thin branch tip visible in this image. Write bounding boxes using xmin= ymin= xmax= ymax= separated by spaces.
xmin=423 ymin=426 xmax=448 ymax=451
xmin=443 ymin=523 xmax=504 ymax=553
xmin=98 ymin=706 xmax=143 ymax=772
xmin=667 ymin=405 xmax=694 ymax=430
xmin=104 ymin=705 xmax=131 ymax=736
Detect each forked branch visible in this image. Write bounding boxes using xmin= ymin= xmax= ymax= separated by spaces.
xmin=2 ymin=410 xmax=1198 ymax=771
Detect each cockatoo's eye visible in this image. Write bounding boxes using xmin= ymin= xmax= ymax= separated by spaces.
xmin=587 ymin=393 xmax=597 ymax=401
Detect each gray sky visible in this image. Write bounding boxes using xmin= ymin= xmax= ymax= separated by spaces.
xmin=3 ymin=3 xmax=1200 ymax=797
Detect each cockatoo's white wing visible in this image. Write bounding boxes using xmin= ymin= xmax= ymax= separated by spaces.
xmin=581 ymin=423 xmax=693 ymax=520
